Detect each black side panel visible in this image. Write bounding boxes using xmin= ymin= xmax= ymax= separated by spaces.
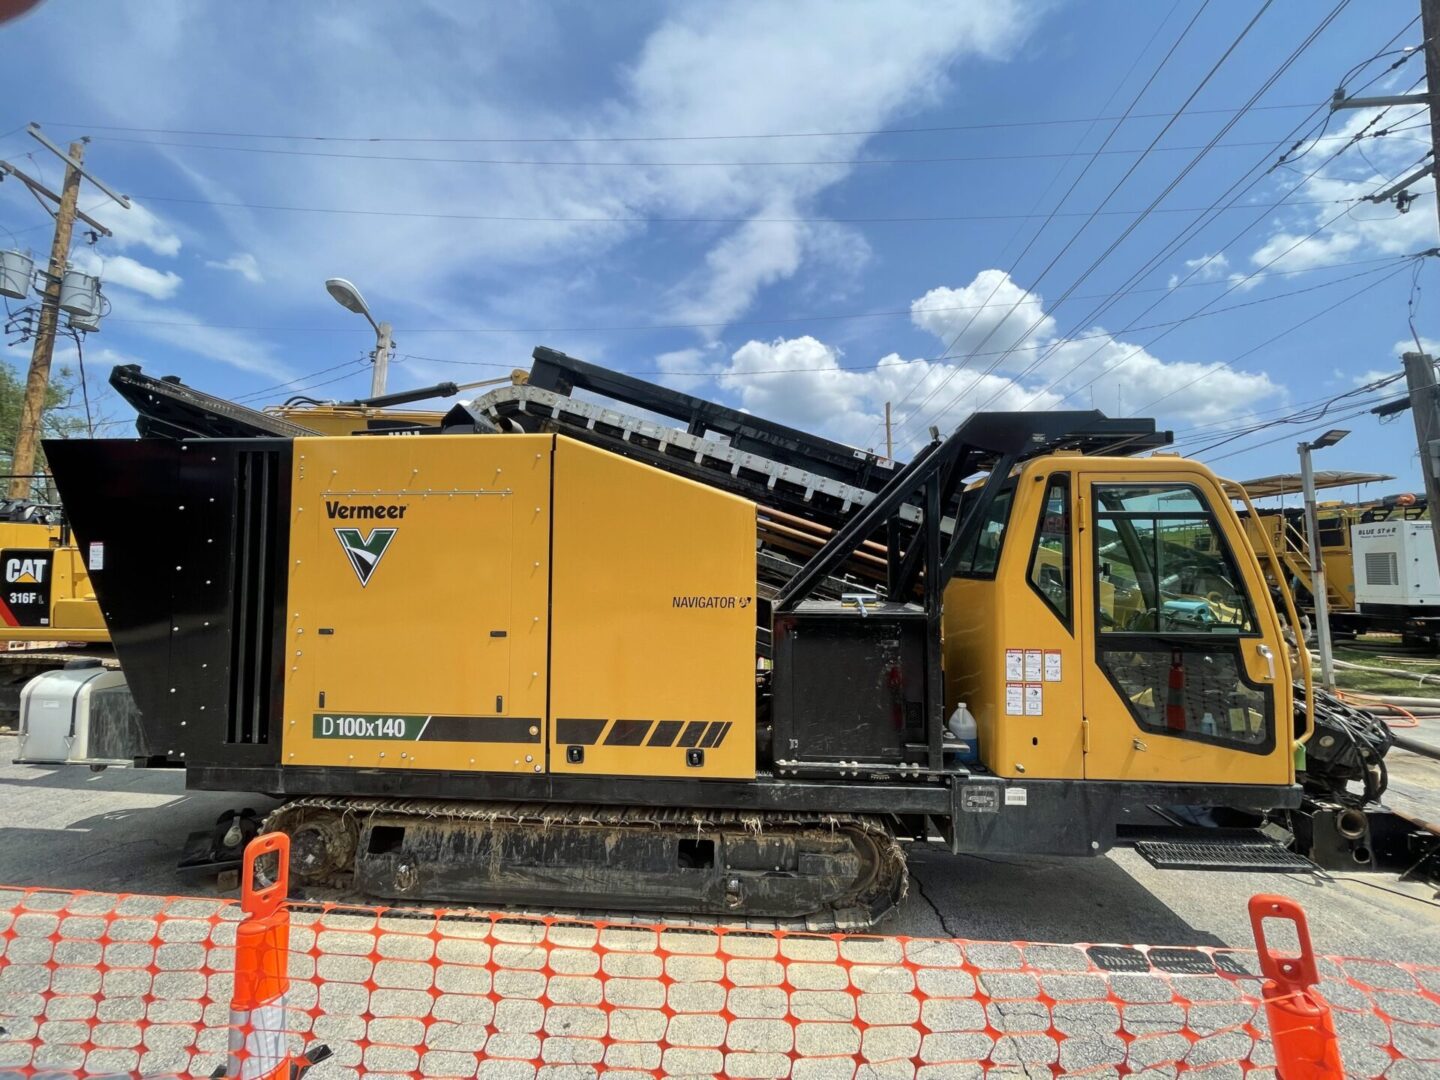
xmin=45 ymin=437 xmax=291 ymax=768
xmin=45 ymin=439 xmax=183 ymax=756
xmin=772 ymin=602 xmax=929 ymax=765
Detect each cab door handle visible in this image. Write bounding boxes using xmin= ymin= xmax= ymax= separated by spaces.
xmin=1256 ymin=643 xmax=1275 ymax=681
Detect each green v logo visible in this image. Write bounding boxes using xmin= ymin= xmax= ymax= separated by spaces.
xmin=335 ymin=527 xmax=396 ymax=586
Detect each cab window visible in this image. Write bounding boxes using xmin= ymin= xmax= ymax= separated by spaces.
xmin=1027 ymin=475 xmax=1070 ymax=626
xmin=1091 ymin=482 xmax=1272 ymax=755
xmin=952 ymin=488 xmax=1013 ymax=579
xmin=1093 ymin=483 xmax=1255 ymax=634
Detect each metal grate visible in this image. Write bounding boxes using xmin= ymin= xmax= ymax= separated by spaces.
xmin=1134 ymin=837 xmax=1315 ymax=872
xmin=227 ymin=449 xmax=282 ymax=745
xmin=1365 ymin=550 xmax=1399 ymax=586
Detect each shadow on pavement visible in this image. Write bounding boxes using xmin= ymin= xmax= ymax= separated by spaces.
xmin=906 ymin=844 xmax=1240 ymax=946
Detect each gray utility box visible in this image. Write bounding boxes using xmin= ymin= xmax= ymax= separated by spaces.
xmin=14 ymin=664 xmax=145 ymax=766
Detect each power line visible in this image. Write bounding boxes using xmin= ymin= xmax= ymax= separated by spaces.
xmin=85 ymin=131 xmax=1412 ymax=169
xmin=1044 ymin=83 xmax=1430 ymax=405
xmin=910 ymin=6 xmax=1407 ymax=436
xmin=395 ymin=261 xmax=1407 ymax=381
xmin=1131 ymin=261 xmax=1416 ymax=418
xmin=1198 ymin=394 xmax=1407 ymax=463
xmin=234 ymin=359 xmax=369 ymax=404
xmin=897 ymin=0 xmax=1290 ymax=439
xmin=996 ymin=62 xmax=1420 ymax=417
xmin=928 ymin=0 xmax=1355 ymax=429
xmin=1172 ymin=366 xmax=1409 ymax=457
xmin=1005 ymin=142 xmax=1415 ymax=418
xmin=39 ymin=102 xmax=1326 ymax=146
xmin=102 ymin=252 xmax=1405 ymax=338
xmin=130 ymin=191 xmax=1362 ymax=226
xmin=873 ymin=0 xmax=1220 ymax=442
xmin=1165 ymin=360 xmax=1408 ymax=442
xmin=1021 ymin=185 xmax=1419 ymax=422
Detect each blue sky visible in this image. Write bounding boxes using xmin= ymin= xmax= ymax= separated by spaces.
xmin=1 ymin=0 xmax=1435 ymax=497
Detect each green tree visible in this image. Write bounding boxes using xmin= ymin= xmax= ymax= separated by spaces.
xmin=0 ymin=361 xmax=97 ymax=500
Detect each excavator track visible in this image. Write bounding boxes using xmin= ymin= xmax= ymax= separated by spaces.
xmin=264 ymin=797 xmax=907 ymax=930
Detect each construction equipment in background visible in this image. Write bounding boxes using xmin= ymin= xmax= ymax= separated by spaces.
xmin=0 ymin=495 xmax=110 ymax=729
xmin=38 ymin=347 xmax=1428 ymax=925
xmin=1235 ymin=474 xmax=1440 ymax=647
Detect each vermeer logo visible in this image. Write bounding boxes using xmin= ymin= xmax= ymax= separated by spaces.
xmin=326 ymin=500 xmax=408 ymax=520
xmin=336 ymin=528 xmax=396 ymax=586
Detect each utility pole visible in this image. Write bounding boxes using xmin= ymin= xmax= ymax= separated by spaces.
xmin=884 ymin=401 xmax=893 ymax=461
xmin=1299 ymin=440 xmax=1337 ymax=688
xmin=1402 ymin=352 xmax=1440 ymax=573
xmin=1332 ymin=0 xmax=1437 ymax=221
xmin=8 ymin=141 xmax=83 ymax=500
xmin=1424 ymin=0 xmax=1440 ymax=241
xmin=372 ymin=321 xmax=393 ymax=398
xmin=3 ymin=125 xmax=127 ymax=499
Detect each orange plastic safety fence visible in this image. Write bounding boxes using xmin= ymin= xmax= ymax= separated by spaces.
xmin=0 ymin=886 xmax=1438 ymax=1079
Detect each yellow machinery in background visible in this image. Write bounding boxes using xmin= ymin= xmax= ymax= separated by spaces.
xmin=47 ymin=347 xmax=1358 ymax=925
xmin=0 ymin=507 xmax=105 ymax=643
xmin=0 ymin=500 xmax=109 ymax=728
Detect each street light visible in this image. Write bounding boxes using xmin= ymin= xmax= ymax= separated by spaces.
xmin=1299 ymin=428 xmax=1349 ymax=689
xmin=325 ymin=277 xmax=392 ymax=397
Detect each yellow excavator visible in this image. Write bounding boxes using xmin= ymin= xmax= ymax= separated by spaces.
xmin=39 ymin=348 xmax=1412 ymax=924
xmin=0 ymin=499 xmax=108 ymax=728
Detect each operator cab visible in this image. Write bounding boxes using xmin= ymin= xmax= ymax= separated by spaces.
xmin=944 ymin=455 xmax=1294 ymax=788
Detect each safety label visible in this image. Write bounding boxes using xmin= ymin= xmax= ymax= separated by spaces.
xmin=88 ymin=541 xmax=104 ymax=571
xmin=1005 ymin=682 xmax=1024 ymax=716
xmin=1005 ymin=649 xmax=1023 ymax=680
xmin=1024 ymin=649 xmax=1043 ymax=681
xmin=1024 ymin=683 xmax=1043 ymax=716
xmin=1045 ymin=650 xmax=1062 ymax=682
xmin=959 ymin=785 xmax=999 ymax=813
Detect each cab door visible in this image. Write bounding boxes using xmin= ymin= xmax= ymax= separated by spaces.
xmin=1075 ymin=470 xmax=1292 ymax=785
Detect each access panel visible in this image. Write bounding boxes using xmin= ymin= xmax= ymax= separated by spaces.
xmin=548 ymin=437 xmax=756 ymax=779
xmin=281 ymin=434 xmax=552 ymax=773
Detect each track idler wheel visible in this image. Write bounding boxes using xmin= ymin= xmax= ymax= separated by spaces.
xmin=283 ymin=807 xmax=358 ymax=885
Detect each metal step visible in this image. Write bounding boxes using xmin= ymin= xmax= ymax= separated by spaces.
xmin=1133 ymin=834 xmax=1315 ymax=873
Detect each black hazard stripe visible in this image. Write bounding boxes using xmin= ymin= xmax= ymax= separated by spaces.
xmin=556 ymin=718 xmax=606 ymax=745
xmin=699 ymin=721 xmax=731 ymax=748
xmin=421 ymin=716 xmax=541 ymax=743
xmin=647 ymin=720 xmax=684 ymax=747
xmin=558 ymin=717 xmax=734 ymax=749
xmin=604 ymin=719 xmax=652 ymax=746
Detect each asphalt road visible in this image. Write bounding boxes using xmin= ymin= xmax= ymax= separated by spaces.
xmin=0 ymin=734 xmax=1436 ymax=964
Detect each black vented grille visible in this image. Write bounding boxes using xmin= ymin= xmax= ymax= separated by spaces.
xmin=228 ymin=449 xmax=282 ymax=744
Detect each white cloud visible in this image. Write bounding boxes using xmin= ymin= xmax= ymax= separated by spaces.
xmin=715 ymin=335 xmax=1067 ymax=451
xmin=607 ymin=1 xmax=1027 ymax=324
xmin=1167 ymin=252 xmax=1229 ymax=289
xmin=699 ymin=268 xmax=1283 ymax=450
xmin=104 ymin=200 xmax=182 ymax=257
xmin=72 ymin=250 xmax=182 ymax=300
xmin=910 ymin=269 xmax=1055 ymax=359
xmin=45 ymin=1 xmax=1030 ymax=336
xmin=1392 ymin=334 xmax=1440 ymax=358
xmin=205 ymin=252 xmax=263 ymax=284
